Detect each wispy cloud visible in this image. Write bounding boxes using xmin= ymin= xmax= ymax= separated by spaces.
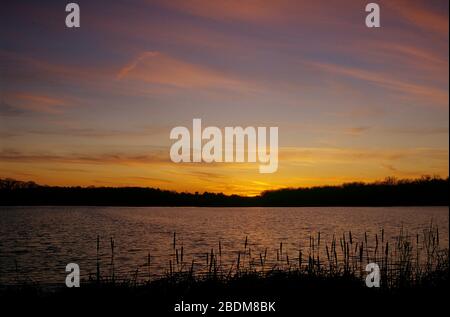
xmin=309 ymin=61 xmax=448 ymax=107
xmin=0 ymin=101 xmax=26 ymax=117
xmin=385 ymin=0 xmax=449 ymax=37
xmin=117 ymin=51 xmax=258 ymax=92
xmin=279 ymin=146 xmax=449 ymax=164
xmin=0 ymin=149 xmax=170 ymax=166
xmin=11 ymin=93 xmax=68 ymax=114
xmin=344 ymin=127 xmax=371 ymax=136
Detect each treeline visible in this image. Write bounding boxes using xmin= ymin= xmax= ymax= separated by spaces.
xmin=0 ymin=176 xmax=448 ymax=206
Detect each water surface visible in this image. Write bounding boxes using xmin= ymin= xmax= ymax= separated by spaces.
xmin=0 ymin=206 xmax=448 ymax=285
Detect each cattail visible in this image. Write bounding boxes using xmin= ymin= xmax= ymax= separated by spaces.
xmin=237 ymin=251 xmax=241 ymax=272
xmin=359 ymin=242 xmax=364 ymax=262
xmin=385 ymin=242 xmax=389 ymax=262
xmin=334 ymin=247 xmax=338 ymax=268
xmin=365 ymin=232 xmax=370 ymax=262
xmin=374 ymin=235 xmax=378 ymax=260
xmin=326 ymin=245 xmax=330 ymax=263
xmin=190 ymin=259 xmax=195 ymax=277
xmin=181 ymin=245 xmax=184 ymax=265
xmin=436 ymin=227 xmax=440 ymax=246
xmin=299 ymin=249 xmax=302 ymax=268
xmin=209 ymin=248 xmax=214 ymax=273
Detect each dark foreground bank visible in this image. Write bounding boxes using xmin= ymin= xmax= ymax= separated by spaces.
xmin=1 ymin=268 xmax=448 ymax=316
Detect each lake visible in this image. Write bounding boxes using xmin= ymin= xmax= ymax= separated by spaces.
xmin=0 ymin=206 xmax=448 ymax=285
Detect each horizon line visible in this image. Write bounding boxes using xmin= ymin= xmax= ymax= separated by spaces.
xmin=2 ymin=175 xmax=448 ymax=197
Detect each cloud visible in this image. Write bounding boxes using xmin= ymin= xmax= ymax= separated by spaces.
xmin=12 ymin=93 xmax=68 ymax=114
xmin=154 ymin=0 xmax=354 ymax=26
xmin=22 ymin=125 xmax=170 ymax=138
xmin=2 ymin=146 xmax=447 ymax=169
xmin=0 ymin=50 xmax=100 ymax=83
xmin=309 ymin=61 xmax=448 ymax=107
xmin=374 ymin=43 xmax=447 ymax=68
xmin=278 ymin=147 xmax=449 ymax=163
xmin=1 ymin=95 xmax=70 ymax=123
xmin=0 ymin=50 xmax=128 ymax=99
xmin=0 ymin=149 xmax=170 ymax=166
xmin=92 ymin=176 xmax=174 ymax=185
xmin=155 ymin=0 xmax=298 ymax=23
xmin=385 ymin=127 xmax=449 ymax=135
xmin=0 ymin=101 xmax=26 ymax=116
xmin=344 ymin=127 xmax=371 ymax=136
xmin=116 ymin=51 xmax=159 ymax=79
xmin=117 ymin=51 xmax=257 ymax=92
xmin=384 ymin=0 xmax=449 ymax=37
xmin=185 ymin=170 xmax=228 ymax=181
xmin=381 ymin=163 xmax=398 ymax=173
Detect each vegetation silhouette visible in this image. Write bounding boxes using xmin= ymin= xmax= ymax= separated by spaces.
xmin=1 ymin=226 xmax=448 ymax=315
xmin=0 ymin=176 xmax=448 ymax=206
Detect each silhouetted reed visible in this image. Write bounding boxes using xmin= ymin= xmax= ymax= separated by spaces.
xmin=73 ymin=223 xmax=448 ymax=292
xmin=5 ymin=224 xmax=448 ymax=293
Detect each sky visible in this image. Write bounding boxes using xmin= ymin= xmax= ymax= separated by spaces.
xmin=0 ymin=0 xmax=448 ymax=196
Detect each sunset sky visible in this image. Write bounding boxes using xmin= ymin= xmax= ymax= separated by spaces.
xmin=0 ymin=0 xmax=448 ymax=195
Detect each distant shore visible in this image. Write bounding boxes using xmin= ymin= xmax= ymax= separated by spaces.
xmin=1 ymin=176 xmax=448 ymax=206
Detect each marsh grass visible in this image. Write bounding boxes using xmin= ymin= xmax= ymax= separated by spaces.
xmin=3 ymin=223 xmax=448 ymax=315
xmin=75 ymin=223 xmax=448 ymax=291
